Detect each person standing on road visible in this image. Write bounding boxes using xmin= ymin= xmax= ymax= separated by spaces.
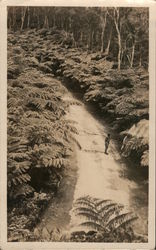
xmin=105 ymin=133 xmax=110 ymax=154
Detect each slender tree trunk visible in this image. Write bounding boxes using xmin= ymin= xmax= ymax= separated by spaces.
xmin=100 ymin=11 xmax=107 ymax=53
xmin=130 ymin=43 xmax=135 ymax=68
xmin=8 ymin=8 xmax=11 ymax=29
xmin=127 ymin=54 xmax=131 ymax=65
xmin=80 ymin=31 xmax=83 ymax=43
xmin=105 ymin=27 xmax=112 ymax=55
xmin=89 ymin=29 xmax=93 ymax=50
xmin=44 ymin=15 xmax=49 ymax=29
xmin=12 ymin=7 xmax=16 ymax=31
xmin=37 ymin=9 xmax=40 ymax=29
xmin=68 ymin=16 xmax=72 ymax=31
xmin=53 ymin=15 xmax=56 ymax=27
xmin=21 ymin=7 xmax=27 ymax=30
xmin=101 ymin=26 xmax=104 ymax=53
xmin=139 ymin=54 xmax=142 ymax=67
xmin=91 ymin=30 xmax=94 ymax=49
xmin=117 ymin=34 xmax=122 ymax=70
xmin=113 ymin=8 xmax=121 ymax=70
xmin=27 ymin=7 xmax=30 ymax=28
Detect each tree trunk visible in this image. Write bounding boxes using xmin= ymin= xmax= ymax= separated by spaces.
xmin=100 ymin=11 xmax=107 ymax=53
xmin=53 ymin=15 xmax=56 ymax=27
xmin=113 ymin=8 xmax=121 ymax=70
xmin=7 ymin=8 xmax=11 ymax=29
xmin=127 ymin=54 xmax=131 ymax=65
xmin=91 ymin=30 xmax=94 ymax=49
xmin=44 ymin=15 xmax=49 ymax=29
xmin=21 ymin=7 xmax=27 ymax=30
xmin=101 ymin=27 xmax=104 ymax=53
xmin=12 ymin=7 xmax=16 ymax=31
xmin=27 ymin=7 xmax=30 ymax=28
xmin=139 ymin=55 xmax=142 ymax=67
xmin=130 ymin=43 xmax=135 ymax=68
xmin=117 ymin=34 xmax=122 ymax=70
xmin=105 ymin=27 xmax=112 ymax=55
xmin=37 ymin=9 xmax=40 ymax=29
xmin=80 ymin=31 xmax=83 ymax=43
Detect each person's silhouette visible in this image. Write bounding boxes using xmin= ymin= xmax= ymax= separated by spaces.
xmin=105 ymin=133 xmax=110 ymax=154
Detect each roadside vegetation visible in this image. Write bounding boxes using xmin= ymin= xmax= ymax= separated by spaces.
xmin=7 ymin=36 xmax=78 ymax=241
xmin=7 ymin=7 xmax=149 ymax=242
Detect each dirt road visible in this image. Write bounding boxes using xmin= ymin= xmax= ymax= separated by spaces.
xmin=36 ymin=91 xmax=148 ymax=239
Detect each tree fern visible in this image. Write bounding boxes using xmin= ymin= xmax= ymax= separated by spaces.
xmin=74 ymin=196 xmax=138 ymax=234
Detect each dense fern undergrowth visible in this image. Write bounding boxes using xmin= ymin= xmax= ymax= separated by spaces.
xmin=8 ymin=27 xmax=149 ymax=169
xmin=8 ymin=28 xmax=148 ymax=241
xmin=7 ymin=32 xmax=79 ymax=241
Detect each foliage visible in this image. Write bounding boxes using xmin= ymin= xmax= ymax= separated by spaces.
xmin=7 ymin=7 xmax=149 ymax=69
xmin=8 ymin=26 xmax=149 ymax=170
xmin=7 ymin=12 xmax=149 ymax=239
xmin=7 ymin=35 xmax=77 ymax=241
xmin=8 ymin=192 xmax=51 ymax=241
xmin=70 ymin=196 xmax=147 ymax=242
xmin=121 ymin=119 xmax=149 ymax=166
xmin=14 ymin=195 xmax=145 ymax=243
xmin=73 ymin=196 xmax=137 ymax=237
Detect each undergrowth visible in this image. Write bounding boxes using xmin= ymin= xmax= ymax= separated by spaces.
xmin=7 ymin=38 xmax=77 ymax=241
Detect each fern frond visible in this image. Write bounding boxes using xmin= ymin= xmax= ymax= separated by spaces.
xmin=74 ymin=196 xmax=138 ymax=235
xmin=8 ymin=144 xmax=28 ymax=153
xmin=8 ymin=97 xmax=19 ymax=108
xmin=76 ymin=212 xmax=102 ymax=224
xmin=106 ymin=212 xmax=134 ymax=230
xmin=26 ymin=98 xmax=45 ymax=111
xmin=42 ymin=157 xmax=64 ymax=168
xmin=98 ymin=203 xmax=117 ymax=214
xmin=9 ymin=152 xmax=30 ymax=161
xmin=102 ymin=204 xmax=124 ymax=224
xmin=10 ymin=173 xmax=31 ymax=186
xmin=95 ymin=199 xmax=112 ymax=208
xmin=114 ymin=216 xmax=138 ymax=231
xmin=80 ymin=221 xmax=104 ymax=231
xmin=12 ymin=161 xmax=31 ymax=174
xmin=75 ymin=198 xmax=96 ymax=211
xmin=74 ymin=207 xmax=99 ymax=218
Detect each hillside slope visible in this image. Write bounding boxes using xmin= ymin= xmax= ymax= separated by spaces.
xmin=8 ymin=28 xmax=149 ymax=168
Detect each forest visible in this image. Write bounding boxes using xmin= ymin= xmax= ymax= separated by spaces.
xmin=7 ymin=7 xmax=149 ymax=242
xmin=8 ymin=7 xmax=149 ymax=69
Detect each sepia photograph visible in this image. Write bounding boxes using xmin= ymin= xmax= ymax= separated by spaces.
xmin=0 ymin=1 xmax=154 ymax=248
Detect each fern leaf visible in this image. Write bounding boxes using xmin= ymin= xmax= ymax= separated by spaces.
xmin=75 ymin=199 xmax=96 ymax=211
xmin=80 ymin=221 xmax=104 ymax=231
xmin=74 ymin=207 xmax=99 ymax=219
xmin=7 ymin=97 xmax=18 ymax=108
xmin=102 ymin=204 xmax=124 ymax=224
xmin=9 ymin=152 xmax=30 ymax=161
xmin=12 ymin=162 xmax=31 ymax=174
xmin=19 ymin=174 xmax=31 ymax=183
xmin=98 ymin=203 xmax=117 ymax=214
xmin=76 ymin=212 xmax=102 ymax=225
xmin=114 ymin=216 xmax=138 ymax=231
xmin=95 ymin=199 xmax=112 ymax=208
xmin=106 ymin=212 xmax=134 ymax=231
